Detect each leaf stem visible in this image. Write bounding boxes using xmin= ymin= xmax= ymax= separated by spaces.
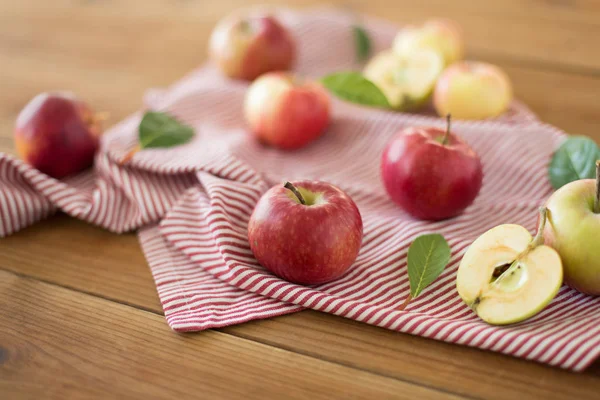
xmin=398 ymin=295 xmax=412 ymax=311
xmin=595 ymin=160 xmax=600 ymax=214
xmin=119 ymin=144 xmax=140 ymax=166
xmin=442 ymin=114 xmax=451 ymax=145
xmin=284 ymin=182 xmax=306 ymax=205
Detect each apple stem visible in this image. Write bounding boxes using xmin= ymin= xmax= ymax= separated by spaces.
xmin=595 ymin=160 xmax=600 ymax=214
xmin=531 ymin=207 xmax=548 ymax=248
xmin=284 ymin=182 xmax=306 ymax=205
xmin=398 ymin=294 xmax=412 ymax=311
xmin=442 ymin=114 xmax=451 ymax=145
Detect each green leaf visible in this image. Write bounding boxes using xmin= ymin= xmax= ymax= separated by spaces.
xmin=352 ymin=24 xmax=371 ymax=62
xmin=407 ymin=234 xmax=451 ymax=298
xmin=138 ymin=111 xmax=195 ymax=150
xmin=549 ymin=136 xmax=600 ymax=189
xmin=321 ymin=72 xmax=391 ymax=108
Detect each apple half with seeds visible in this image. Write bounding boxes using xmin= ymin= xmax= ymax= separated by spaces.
xmin=456 ymin=208 xmax=563 ymax=325
xmin=363 ymin=49 xmax=444 ymax=111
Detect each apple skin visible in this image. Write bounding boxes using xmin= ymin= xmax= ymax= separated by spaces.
xmin=363 ymin=49 xmax=444 ymax=110
xmin=244 ymin=72 xmax=330 ymax=150
xmin=543 ymin=179 xmax=600 ymax=295
xmin=248 ymin=180 xmax=363 ymax=285
xmin=433 ymin=61 xmax=513 ymax=120
xmin=209 ymin=13 xmax=296 ymax=81
xmin=14 ymin=92 xmax=102 ymax=179
xmin=392 ymin=18 xmax=464 ymax=66
xmin=380 ymin=126 xmax=483 ymax=220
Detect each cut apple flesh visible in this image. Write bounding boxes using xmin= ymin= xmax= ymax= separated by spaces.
xmin=363 ymin=49 xmax=443 ymax=109
xmin=456 ymin=224 xmax=563 ymax=325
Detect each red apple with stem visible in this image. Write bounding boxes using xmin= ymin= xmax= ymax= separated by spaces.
xmin=209 ymin=12 xmax=296 ymax=81
xmin=14 ymin=92 xmax=104 ymax=179
xmin=244 ymin=72 xmax=330 ymax=150
xmin=248 ymin=180 xmax=363 ymax=285
xmin=380 ymin=115 xmax=483 ymax=220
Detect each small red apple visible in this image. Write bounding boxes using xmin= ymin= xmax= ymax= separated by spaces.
xmin=248 ymin=180 xmax=363 ymax=285
xmin=209 ymin=12 xmax=296 ymax=81
xmin=380 ymin=116 xmax=483 ymax=220
xmin=14 ymin=92 xmax=103 ymax=179
xmin=244 ymin=72 xmax=330 ymax=150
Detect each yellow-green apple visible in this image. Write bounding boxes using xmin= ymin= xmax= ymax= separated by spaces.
xmin=248 ymin=181 xmax=363 ymax=285
xmin=209 ymin=11 xmax=296 ymax=81
xmin=244 ymin=72 xmax=330 ymax=150
xmin=363 ymin=49 xmax=444 ymax=110
xmin=14 ymin=92 xmax=103 ymax=179
xmin=380 ymin=116 xmax=483 ymax=220
xmin=392 ymin=18 xmax=464 ymax=66
xmin=433 ymin=61 xmax=513 ymax=120
xmin=543 ymin=162 xmax=600 ymax=295
xmin=457 ymin=208 xmax=563 ymax=325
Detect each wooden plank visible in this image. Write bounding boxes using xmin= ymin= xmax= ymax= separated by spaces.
xmin=0 ymin=270 xmax=463 ymax=400
xmin=1 ymin=216 xmax=599 ymax=400
xmin=0 ymin=215 xmax=161 ymax=311
xmin=504 ymin=63 xmax=600 ymax=139
xmin=2 ymin=0 xmax=600 ymax=71
xmin=0 ymin=0 xmax=599 ymax=150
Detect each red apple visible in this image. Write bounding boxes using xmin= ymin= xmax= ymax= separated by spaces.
xmin=209 ymin=12 xmax=296 ymax=81
xmin=14 ymin=92 xmax=103 ymax=179
xmin=244 ymin=72 xmax=330 ymax=150
xmin=248 ymin=180 xmax=363 ymax=285
xmin=380 ymin=116 xmax=483 ymax=220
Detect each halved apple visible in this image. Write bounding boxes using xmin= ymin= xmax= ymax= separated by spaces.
xmin=363 ymin=49 xmax=444 ymax=111
xmin=456 ymin=208 xmax=563 ymax=325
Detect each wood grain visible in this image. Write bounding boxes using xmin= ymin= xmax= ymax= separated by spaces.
xmin=1 ymin=216 xmax=599 ymax=400
xmin=0 ymin=215 xmax=161 ymax=311
xmin=0 ymin=270 xmax=465 ymax=400
xmin=0 ymin=0 xmax=599 ymax=148
xmin=3 ymin=0 xmax=600 ymax=71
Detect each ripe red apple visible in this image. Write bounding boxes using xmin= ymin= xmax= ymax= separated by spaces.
xmin=248 ymin=180 xmax=363 ymax=285
xmin=244 ymin=72 xmax=330 ymax=150
xmin=14 ymin=92 xmax=103 ymax=179
xmin=209 ymin=12 xmax=296 ymax=81
xmin=380 ymin=116 xmax=483 ymax=220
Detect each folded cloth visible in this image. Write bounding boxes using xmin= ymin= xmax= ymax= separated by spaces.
xmin=2 ymin=8 xmax=599 ymax=371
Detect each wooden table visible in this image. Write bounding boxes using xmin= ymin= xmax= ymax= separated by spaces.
xmin=2 ymin=1 xmax=600 ymax=398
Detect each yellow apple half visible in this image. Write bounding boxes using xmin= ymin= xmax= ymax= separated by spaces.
xmin=456 ymin=218 xmax=563 ymax=325
xmin=363 ymin=49 xmax=444 ymax=111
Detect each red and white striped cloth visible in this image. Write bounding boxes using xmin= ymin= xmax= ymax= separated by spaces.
xmin=2 ymin=8 xmax=599 ymax=371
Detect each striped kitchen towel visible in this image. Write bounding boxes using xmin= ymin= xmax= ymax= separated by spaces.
xmin=2 ymin=8 xmax=599 ymax=371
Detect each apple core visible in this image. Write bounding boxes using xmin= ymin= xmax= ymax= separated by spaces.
xmin=456 ymin=208 xmax=563 ymax=325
